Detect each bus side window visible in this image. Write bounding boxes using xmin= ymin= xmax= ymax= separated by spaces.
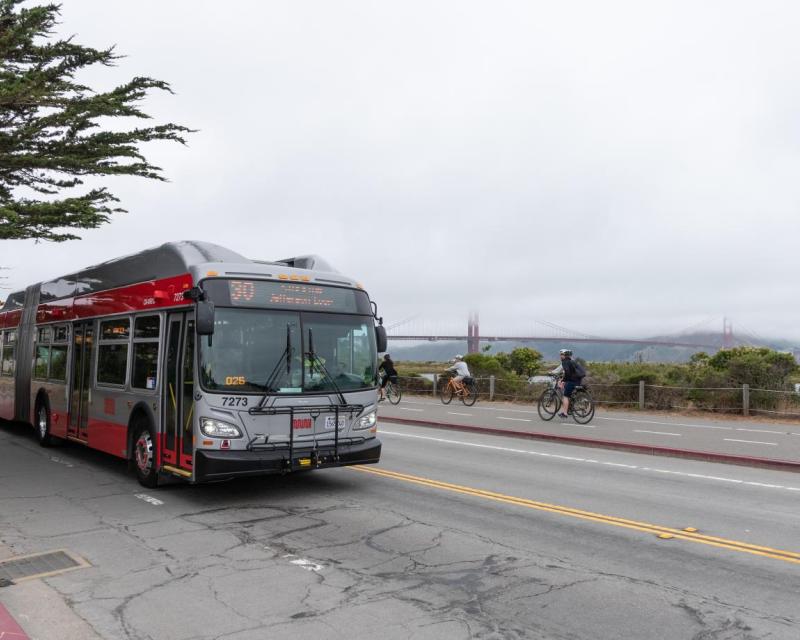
xmin=34 ymin=344 xmax=50 ymax=379
xmin=97 ymin=318 xmax=130 ymax=387
xmin=2 ymin=330 xmax=16 ymax=377
xmin=131 ymin=315 xmax=160 ymax=391
xmin=49 ymin=324 xmax=69 ymax=382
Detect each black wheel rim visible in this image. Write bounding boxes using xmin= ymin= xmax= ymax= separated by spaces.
xmin=37 ymin=406 xmax=48 ymax=440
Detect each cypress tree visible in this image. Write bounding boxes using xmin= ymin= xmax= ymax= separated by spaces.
xmin=0 ymin=1 xmax=193 ymax=241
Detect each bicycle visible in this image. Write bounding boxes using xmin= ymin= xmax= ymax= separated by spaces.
xmin=439 ymin=375 xmax=478 ymax=406
xmin=537 ymin=375 xmax=595 ymax=424
xmin=379 ymin=373 xmax=402 ymax=405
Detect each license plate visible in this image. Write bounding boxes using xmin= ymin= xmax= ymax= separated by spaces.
xmin=324 ymin=416 xmax=346 ymax=430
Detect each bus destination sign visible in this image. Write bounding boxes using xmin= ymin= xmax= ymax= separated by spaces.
xmin=221 ymin=280 xmax=369 ymax=314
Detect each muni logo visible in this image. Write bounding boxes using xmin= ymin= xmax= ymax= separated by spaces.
xmin=292 ymin=418 xmax=313 ymax=430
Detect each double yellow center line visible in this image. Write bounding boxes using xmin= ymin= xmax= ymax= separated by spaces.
xmin=352 ymin=466 xmax=800 ymax=565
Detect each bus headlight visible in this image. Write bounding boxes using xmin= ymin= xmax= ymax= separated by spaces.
xmin=355 ymin=411 xmax=377 ymax=430
xmin=200 ymin=418 xmax=243 ymax=438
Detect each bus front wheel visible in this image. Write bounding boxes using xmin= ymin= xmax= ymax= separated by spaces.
xmin=133 ymin=419 xmax=159 ymax=488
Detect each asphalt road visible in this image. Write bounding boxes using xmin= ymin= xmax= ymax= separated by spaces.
xmin=378 ymin=396 xmax=800 ymax=462
xmin=1 ymin=418 xmax=799 ymax=639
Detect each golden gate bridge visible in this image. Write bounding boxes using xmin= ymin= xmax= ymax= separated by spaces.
xmin=386 ymin=314 xmax=748 ymax=354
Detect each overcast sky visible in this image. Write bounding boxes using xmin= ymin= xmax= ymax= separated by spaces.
xmin=3 ymin=1 xmax=800 ymax=342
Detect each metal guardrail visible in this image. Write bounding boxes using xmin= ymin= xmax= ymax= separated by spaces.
xmin=394 ymin=374 xmax=800 ymax=419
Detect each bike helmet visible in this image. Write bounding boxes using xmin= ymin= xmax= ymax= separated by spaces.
xmin=384 ymin=354 xmax=391 ymax=359
xmin=559 ymin=349 xmax=573 ymax=357
xmin=454 ymin=354 xmax=463 ymax=361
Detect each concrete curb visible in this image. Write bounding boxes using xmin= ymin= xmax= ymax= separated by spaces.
xmin=380 ymin=416 xmax=800 ymax=473
xmin=0 ymin=602 xmax=30 ymax=639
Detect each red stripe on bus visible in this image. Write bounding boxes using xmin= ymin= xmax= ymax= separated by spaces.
xmin=0 ymin=309 xmax=22 ymax=329
xmin=34 ymin=273 xmax=195 ymax=323
xmin=86 ymin=418 xmax=128 ymax=459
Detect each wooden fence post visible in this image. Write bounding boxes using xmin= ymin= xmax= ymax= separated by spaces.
xmin=743 ymin=383 xmax=749 ymax=417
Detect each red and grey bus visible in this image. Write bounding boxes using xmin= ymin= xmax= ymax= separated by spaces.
xmin=0 ymin=241 xmax=386 ymax=486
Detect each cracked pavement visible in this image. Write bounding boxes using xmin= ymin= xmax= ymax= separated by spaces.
xmin=1 ymin=420 xmax=799 ymax=639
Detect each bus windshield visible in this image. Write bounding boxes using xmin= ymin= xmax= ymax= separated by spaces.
xmin=198 ymin=308 xmax=377 ymax=394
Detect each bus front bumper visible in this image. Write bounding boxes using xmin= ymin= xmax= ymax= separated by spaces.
xmin=193 ymin=437 xmax=382 ymax=482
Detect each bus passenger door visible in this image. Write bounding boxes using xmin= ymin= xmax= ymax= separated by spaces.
xmin=162 ymin=313 xmax=195 ymax=473
xmin=68 ymin=321 xmax=93 ymax=441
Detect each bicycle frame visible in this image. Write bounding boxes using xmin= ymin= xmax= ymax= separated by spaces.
xmin=439 ymin=374 xmax=477 ymax=406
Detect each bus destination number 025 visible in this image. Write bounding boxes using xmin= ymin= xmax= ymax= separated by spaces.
xmin=221 ymin=396 xmax=249 ymax=407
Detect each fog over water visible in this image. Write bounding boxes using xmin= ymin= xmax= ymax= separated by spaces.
xmin=3 ymin=1 xmax=800 ymax=342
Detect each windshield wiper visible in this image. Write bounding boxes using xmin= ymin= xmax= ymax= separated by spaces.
xmin=305 ymin=328 xmax=347 ymax=405
xmin=257 ymin=324 xmax=294 ymax=408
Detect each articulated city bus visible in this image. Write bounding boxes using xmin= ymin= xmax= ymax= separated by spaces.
xmin=0 ymin=241 xmax=386 ymax=486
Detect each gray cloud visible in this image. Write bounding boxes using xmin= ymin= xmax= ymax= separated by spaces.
xmin=3 ymin=0 xmax=799 ymax=342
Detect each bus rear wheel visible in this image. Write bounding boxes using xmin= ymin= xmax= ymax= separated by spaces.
xmin=35 ymin=397 xmax=56 ymax=447
xmin=133 ymin=419 xmax=159 ymax=488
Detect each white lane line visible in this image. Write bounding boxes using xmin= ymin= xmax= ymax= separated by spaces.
xmin=497 ymin=416 xmax=532 ymax=423
xmin=400 ymin=401 xmax=752 ymax=430
xmin=634 ymin=430 xmax=681 ymax=436
xmin=134 ymin=493 xmax=164 ymax=506
xmin=401 ymin=400 xmax=537 ymax=415
xmin=448 ymin=412 xmax=473 ymax=417
xmin=597 ymin=416 xmax=732 ymax=431
xmin=724 ymin=438 xmax=778 ymax=446
xmin=735 ymin=428 xmax=785 ymax=435
xmin=397 ymin=400 xmax=797 ymax=437
xmin=559 ymin=422 xmax=596 ymax=428
xmin=397 ymin=407 xmax=423 ymax=412
xmin=379 ymin=429 xmax=800 ymax=493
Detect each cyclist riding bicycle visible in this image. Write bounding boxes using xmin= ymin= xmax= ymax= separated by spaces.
xmin=446 ymin=355 xmax=471 ymax=391
xmin=378 ymin=354 xmax=398 ymax=402
xmin=556 ymin=349 xmax=584 ymax=418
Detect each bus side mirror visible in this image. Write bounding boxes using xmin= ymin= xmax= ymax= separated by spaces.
xmin=375 ymin=325 xmax=387 ymax=353
xmin=196 ymin=300 xmax=216 ymax=336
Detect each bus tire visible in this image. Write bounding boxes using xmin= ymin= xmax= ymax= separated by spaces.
xmin=35 ymin=395 xmax=56 ymax=447
xmin=133 ymin=418 xmax=159 ymax=488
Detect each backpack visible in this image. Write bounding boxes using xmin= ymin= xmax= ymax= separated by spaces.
xmin=573 ymin=361 xmax=587 ymax=380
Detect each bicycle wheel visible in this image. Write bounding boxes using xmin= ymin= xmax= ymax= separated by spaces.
xmin=571 ymin=389 xmax=595 ymax=424
xmin=440 ymin=382 xmax=454 ymax=404
xmin=461 ymin=381 xmax=478 ymax=406
xmin=537 ymin=389 xmax=559 ymax=421
xmin=387 ymin=382 xmax=402 ymax=405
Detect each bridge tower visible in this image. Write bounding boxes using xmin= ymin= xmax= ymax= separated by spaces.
xmin=467 ymin=311 xmax=480 ymax=354
xmin=722 ymin=317 xmax=734 ymax=349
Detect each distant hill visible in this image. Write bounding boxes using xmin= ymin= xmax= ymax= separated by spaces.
xmin=386 ymin=331 xmax=800 ymax=363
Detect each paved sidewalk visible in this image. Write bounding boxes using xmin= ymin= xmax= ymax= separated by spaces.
xmin=0 ymin=601 xmax=30 ymax=639
xmin=0 ymin=426 xmax=102 ymax=640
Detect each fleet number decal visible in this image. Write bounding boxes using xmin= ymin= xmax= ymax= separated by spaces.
xmin=221 ymin=396 xmax=249 ymax=407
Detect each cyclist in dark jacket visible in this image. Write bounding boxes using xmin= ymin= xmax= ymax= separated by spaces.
xmin=378 ymin=354 xmax=398 ymax=401
xmin=557 ymin=349 xmax=582 ymax=418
